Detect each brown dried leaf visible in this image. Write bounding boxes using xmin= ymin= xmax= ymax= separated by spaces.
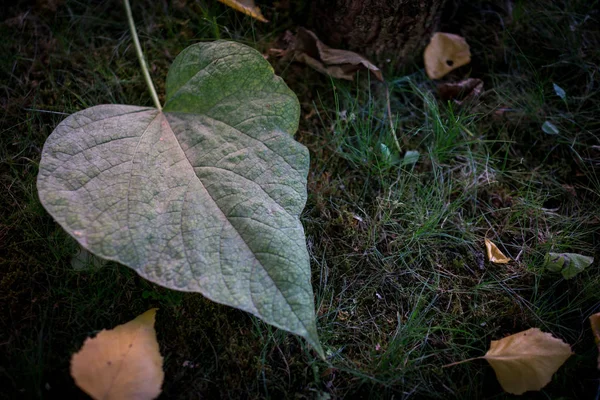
xmin=424 ymin=32 xmax=471 ymax=79
xmin=485 ymin=238 xmax=510 ymax=264
xmin=70 ymin=309 xmax=164 ymax=400
xmin=280 ymin=28 xmax=383 ymax=81
xmin=484 ymin=328 xmax=572 ymax=395
xmin=591 ymin=313 xmax=600 ymax=370
xmin=438 ymin=78 xmax=483 ymax=104
xmin=217 ymin=0 xmax=268 ymax=22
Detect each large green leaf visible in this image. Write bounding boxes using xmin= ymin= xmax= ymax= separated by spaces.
xmin=37 ymin=41 xmax=323 ymax=356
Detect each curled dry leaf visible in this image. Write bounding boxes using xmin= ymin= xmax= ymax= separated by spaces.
xmin=438 ymin=78 xmax=483 ymax=104
xmin=70 ymin=309 xmax=164 ymax=400
xmin=484 ymin=328 xmax=572 ymax=395
xmin=590 ymin=313 xmax=600 ymax=370
xmin=424 ymin=32 xmax=471 ymax=79
xmin=484 ymin=238 xmax=510 ymax=264
xmin=217 ymin=0 xmax=268 ymax=22
xmin=275 ymin=28 xmax=383 ymax=81
xmin=219 ymin=0 xmax=269 ymax=22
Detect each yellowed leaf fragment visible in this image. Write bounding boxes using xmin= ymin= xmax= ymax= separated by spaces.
xmin=485 ymin=238 xmax=511 ymax=264
xmin=484 ymin=328 xmax=572 ymax=395
xmin=70 ymin=309 xmax=163 ymax=400
xmin=424 ymin=32 xmax=471 ymax=79
xmin=217 ymin=0 xmax=268 ymax=22
xmin=590 ymin=313 xmax=600 ymax=370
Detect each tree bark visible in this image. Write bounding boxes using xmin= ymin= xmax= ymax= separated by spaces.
xmin=310 ymin=0 xmax=447 ymax=68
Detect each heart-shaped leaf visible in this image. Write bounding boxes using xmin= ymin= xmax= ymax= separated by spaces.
xmin=37 ymin=41 xmax=323 ymax=356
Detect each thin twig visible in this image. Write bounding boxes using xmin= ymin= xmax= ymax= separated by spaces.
xmin=442 ymin=356 xmax=482 ymax=368
xmin=123 ymin=0 xmax=162 ymax=111
xmin=385 ymin=83 xmax=401 ymax=154
xmin=24 ymin=108 xmax=70 ymax=116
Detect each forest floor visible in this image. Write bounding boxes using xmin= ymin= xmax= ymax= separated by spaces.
xmin=1 ymin=0 xmax=599 ymax=398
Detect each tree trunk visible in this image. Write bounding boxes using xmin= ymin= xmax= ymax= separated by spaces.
xmin=310 ymin=0 xmax=447 ymax=68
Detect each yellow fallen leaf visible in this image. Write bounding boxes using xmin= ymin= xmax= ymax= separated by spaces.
xmin=217 ymin=0 xmax=268 ymax=23
xmin=591 ymin=313 xmax=600 ymax=370
xmin=484 ymin=328 xmax=572 ymax=395
xmin=70 ymin=309 xmax=164 ymax=400
xmin=485 ymin=238 xmax=511 ymax=264
xmin=424 ymin=32 xmax=471 ymax=79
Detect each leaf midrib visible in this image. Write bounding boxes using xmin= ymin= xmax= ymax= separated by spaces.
xmin=159 ymin=112 xmax=310 ymax=335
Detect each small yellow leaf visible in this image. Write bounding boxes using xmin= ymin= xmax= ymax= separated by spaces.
xmin=424 ymin=32 xmax=471 ymax=79
xmin=484 ymin=328 xmax=572 ymax=395
xmin=217 ymin=0 xmax=268 ymax=23
xmin=485 ymin=238 xmax=511 ymax=264
xmin=590 ymin=313 xmax=600 ymax=370
xmin=70 ymin=309 xmax=163 ymax=400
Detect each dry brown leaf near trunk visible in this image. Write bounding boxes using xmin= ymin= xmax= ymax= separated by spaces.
xmin=217 ymin=0 xmax=268 ymax=22
xmin=70 ymin=309 xmax=164 ymax=400
xmin=438 ymin=78 xmax=483 ymax=104
xmin=591 ymin=313 xmax=600 ymax=370
xmin=424 ymin=32 xmax=471 ymax=79
xmin=484 ymin=328 xmax=572 ymax=395
xmin=277 ymin=28 xmax=383 ymax=81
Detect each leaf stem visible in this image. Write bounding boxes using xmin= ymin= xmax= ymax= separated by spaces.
xmin=385 ymin=84 xmax=401 ymax=154
xmin=123 ymin=0 xmax=162 ymax=111
xmin=442 ymin=356 xmax=483 ymax=368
